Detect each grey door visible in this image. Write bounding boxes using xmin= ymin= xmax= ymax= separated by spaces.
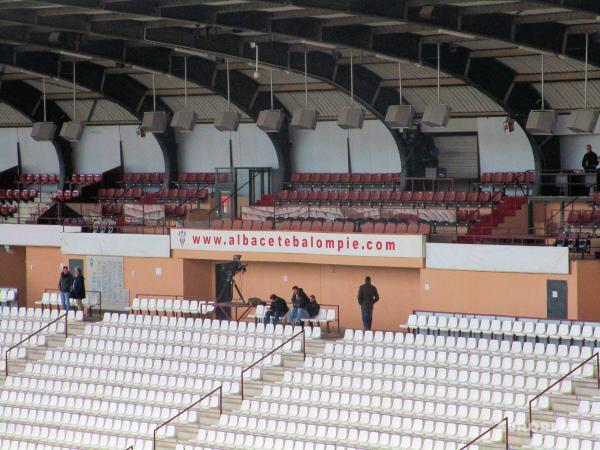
xmin=547 ymin=280 xmax=568 ymax=319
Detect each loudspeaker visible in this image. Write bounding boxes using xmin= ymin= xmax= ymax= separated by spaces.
xmin=422 ymin=104 xmax=451 ymax=127
xmin=171 ymin=110 xmax=198 ymax=132
xmin=257 ymin=110 xmax=284 ymax=132
xmin=385 ymin=105 xmax=414 ymax=128
xmin=214 ymin=111 xmax=240 ymax=132
xmin=59 ymin=121 xmax=85 ymax=141
xmin=338 ymin=107 xmax=365 ymax=129
xmin=526 ymin=110 xmax=556 ymax=135
xmin=290 ymin=108 xmax=318 ymax=130
xmin=31 ymin=122 xmax=57 ymax=142
xmin=567 ymin=109 xmax=598 ymax=133
xmin=141 ymin=111 xmax=168 ymax=133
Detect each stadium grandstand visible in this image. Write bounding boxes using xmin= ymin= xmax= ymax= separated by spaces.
xmin=2 ymin=0 xmax=600 ymax=449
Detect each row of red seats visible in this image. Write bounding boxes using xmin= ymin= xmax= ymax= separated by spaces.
xmin=164 ymin=204 xmax=190 ymax=218
xmin=0 ymin=190 xmax=37 ymax=203
xmin=52 ymin=190 xmax=80 ymax=202
xmin=566 ymin=210 xmax=600 ymax=226
xmin=591 ymin=193 xmax=600 ymax=204
xmin=101 ymin=203 xmax=124 ymax=216
xmin=0 ymin=204 xmax=17 ymax=218
xmin=480 ymin=171 xmax=535 ymax=186
xmin=98 ymin=188 xmax=144 ymax=201
xmin=18 ymin=173 xmax=59 ymax=185
xmin=290 ymin=173 xmax=400 ymax=186
xmin=69 ymin=173 xmax=102 ymax=185
xmin=277 ymin=190 xmax=502 ymax=206
xmin=212 ymin=219 xmax=274 ymax=231
xmin=122 ymin=173 xmax=165 ymax=185
xmin=158 ymin=189 xmax=208 ymax=202
xmin=177 ymin=173 xmax=218 ymax=184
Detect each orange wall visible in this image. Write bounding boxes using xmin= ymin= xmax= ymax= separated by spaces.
xmin=0 ymin=246 xmax=27 ymax=306
xmin=418 ymin=266 xmax=576 ymax=319
xmin=183 ymin=259 xmax=214 ymax=299
xmin=25 ymin=247 xmax=70 ymax=308
xmin=124 ymin=257 xmax=184 ymax=300
xmin=576 ymin=259 xmax=600 ymax=322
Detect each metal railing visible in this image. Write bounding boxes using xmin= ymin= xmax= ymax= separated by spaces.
xmin=459 ymin=417 xmax=509 ymax=450
xmin=528 ymin=352 xmax=599 ymax=436
xmin=241 ymin=329 xmax=306 ymax=400
xmin=153 ymin=385 xmax=222 ymax=450
xmin=5 ymin=312 xmax=68 ymax=376
xmin=43 ymin=288 xmax=103 ymax=317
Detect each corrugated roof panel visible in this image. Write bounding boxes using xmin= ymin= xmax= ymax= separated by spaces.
xmin=26 ymin=79 xmax=90 ymax=93
xmin=55 ymin=100 xmax=95 ymax=121
xmin=402 ymin=86 xmax=504 ymax=114
xmin=239 ymin=69 xmax=319 ymax=85
xmin=532 ymin=81 xmax=600 ymax=110
xmin=365 ymin=62 xmax=450 ymax=80
xmin=458 ymin=40 xmax=516 ymax=51
xmin=0 ymin=102 xmax=30 ymax=124
xmin=90 ymin=100 xmax=138 ymax=122
xmin=162 ymin=95 xmax=249 ymax=120
xmin=275 ymin=90 xmax=374 ymax=119
xmin=499 ymin=55 xmax=588 ymax=74
xmin=129 ymin=73 xmax=201 ymax=89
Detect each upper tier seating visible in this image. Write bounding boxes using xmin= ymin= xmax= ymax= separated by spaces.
xmin=51 ymin=190 xmax=80 ymax=202
xmin=277 ymin=190 xmax=503 ymax=208
xmin=98 ymin=188 xmax=144 ymax=202
xmin=290 ymin=173 xmax=400 ymax=189
xmin=158 ymin=188 xmax=209 ymax=203
xmin=122 ymin=172 xmax=164 ymax=187
xmin=0 ymin=204 xmax=17 ymax=219
xmin=0 ymin=189 xmax=38 ymax=203
xmin=177 ymin=172 xmax=217 ymax=186
xmin=480 ymin=171 xmax=536 ymax=192
xmin=68 ymin=173 xmax=102 ymax=185
xmin=17 ymin=174 xmax=59 ymax=186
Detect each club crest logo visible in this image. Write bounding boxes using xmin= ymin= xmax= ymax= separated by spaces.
xmin=178 ymin=230 xmax=187 ymax=247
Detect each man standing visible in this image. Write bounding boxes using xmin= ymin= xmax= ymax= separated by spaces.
xmin=357 ymin=276 xmax=379 ymax=331
xmin=582 ymin=144 xmax=598 ymax=172
xmin=58 ymin=266 xmax=74 ymax=311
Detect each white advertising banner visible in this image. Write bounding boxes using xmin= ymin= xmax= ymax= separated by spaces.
xmin=426 ymin=243 xmax=569 ymax=275
xmin=171 ymin=228 xmax=425 ymax=259
xmin=61 ymin=233 xmax=170 ymax=258
xmin=0 ymin=224 xmax=81 ymax=247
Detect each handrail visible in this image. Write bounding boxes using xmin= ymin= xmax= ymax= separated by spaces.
xmin=546 ymin=196 xmax=581 ymax=226
xmin=528 ymin=352 xmax=600 ymax=437
xmin=5 ymin=312 xmax=68 ymax=376
xmin=459 ymin=417 xmax=509 ymax=450
xmin=241 ymin=328 xmax=306 ymax=400
xmin=153 ymin=385 xmax=222 ymax=450
xmin=207 ymin=170 xmax=262 ymax=225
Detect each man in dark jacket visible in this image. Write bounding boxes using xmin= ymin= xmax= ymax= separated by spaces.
xmin=306 ymin=295 xmax=320 ymax=318
xmin=58 ymin=266 xmax=74 ymax=311
xmin=265 ymin=294 xmax=289 ymax=325
xmin=357 ymin=276 xmax=379 ymax=331
xmin=582 ymin=144 xmax=598 ymax=171
xmin=71 ymin=268 xmax=87 ymax=319
xmin=288 ymin=286 xmax=310 ymax=325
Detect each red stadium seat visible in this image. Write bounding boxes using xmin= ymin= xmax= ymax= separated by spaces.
xmin=373 ymin=222 xmax=385 ymax=234
xmin=380 ymin=191 xmax=392 ymax=204
xmin=370 ymin=191 xmax=382 ymax=204
xmin=339 ymin=191 xmax=350 ymax=204
xmin=339 ymin=173 xmax=352 ymax=186
xmin=278 ymin=191 xmax=290 ymax=203
xmin=290 ymin=173 xmax=301 ymax=184
xmin=433 ymin=191 xmax=445 ymax=204
xmin=456 ymin=191 xmax=468 ymax=204
xmin=300 ymin=173 xmax=311 ymax=185
xmin=241 ymin=220 xmax=253 ymax=230
xmin=312 ymin=221 xmax=323 ymax=232
xmin=480 ymin=172 xmax=493 ymax=184
xmin=581 ymin=210 xmax=593 ymax=225
xmin=593 ymin=210 xmax=600 ymax=224
xmin=350 ymin=173 xmax=362 ymax=185
xmin=423 ymin=191 xmax=435 ymax=203
xmin=419 ymin=223 xmax=431 ymax=235
xmin=298 ymin=191 xmax=310 ymax=203
xmin=362 ymin=222 xmax=374 ymax=233
xmin=466 ymin=192 xmax=479 ymax=204
xmin=400 ymin=191 xmax=413 ymax=204
xmin=501 ymin=172 xmax=515 ymax=184
xmin=327 ymin=191 xmax=340 ymax=204
xmin=359 ymin=191 xmax=371 ymax=204
xmin=412 ymin=191 xmax=424 ymax=203
xmin=490 ymin=191 xmax=503 ymax=203
xmin=492 ymin=173 xmax=504 ymax=184
xmin=262 ymin=220 xmax=273 ymax=230
xmin=342 ymin=221 xmax=355 ymax=233
xmin=444 ymin=191 xmax=457 ymax=203
xmin=317 ymin=191 xmax=328 ymax=203
xmin=290 ymin=220 xmax=302 ymax=231
xmin=406 ymin=222 xmax=419 ymax=234
xmin=308 ymin=191 xmax=320 ymax=204
xmin=332 ymin=221 xmax=344 ymax=232
xmin=384 ymin=223 xmax=397 ymax=234
xmin=348 ymin=191 xmax=360 ymax=204
xmin=478 ymin=191 xmax=491 ymax=204
xmin=567 ymin=210 xmax=581 ymax=225
xmin=396 ymin=222 xmax=408 ymax=233
xmin=231 ymin=219 xmax=243 ymax=230
xmin=330 ymin=173 xmax=341 ymax=186
xmin=322 ymin=221 xmax=333 ymax=232
xmin=301 ymin=221 xmax=312 ymax=231
xmin=211 ymin=220 xmax=224 ymax=229
xmin=280 ymin=220 xmax=292 ymax=231
xmin=288 ymin=191 xmax=299 ymax=203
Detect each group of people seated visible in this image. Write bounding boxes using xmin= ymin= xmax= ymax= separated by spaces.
xmin=264 ymin=286 xmax=320 ymax=326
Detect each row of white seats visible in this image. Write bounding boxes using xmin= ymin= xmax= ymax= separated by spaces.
xmin=196 ymin=423 xmax=487 ymax=450
xmin=553 ymin=416 xmax=600 ymax=437
xmin=0 ymin=308 xmax=64 ymax=320
xmin=0 ymin=334 xmax=45 ymax=348
xmin=1 ymin=320 xmax=52 ymax=334
xmin=403 ymin=314 xmax=600 ymax=342
xmin=578 ymin=400 xmax=600 ymax=417
xmin=330 ymin=336 xmax=596 ymax=362
xmin=0 ymin=440 xmax=78 ymax=450
xmin=0 ymin=347 xmax=25 ymax=360
xmin=318 ymin=348 xmax=594 ymax=379
xmin=240 ymin=398 xmax=526 ymax=432
xmin=99 ymin=314 xmax=321 ymax=338
xmin=1 ymin=379 xmax=227 ymax=409
xmin=37 ymin=292 xmax=97 ymax=309
xmin=260 ymin=384 xmax=550 ymax=415
xmin=131 ymin=297 xmax=215 ymax=315
xmin=0 ymin=387 xmax=188 ymax=423
xmin=0 ymin=289 xmax=17 ymax=304
xmin=0 ymin=423 xmax=154 ymax=450
xmin=251 ymin=304 xmax=337 ymax=325
xmin=284 ymin=367 xmax=566 ymax=396
xmin=526 ymin=433 xmax=599 ymax=450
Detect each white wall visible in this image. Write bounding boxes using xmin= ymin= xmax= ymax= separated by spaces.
xmin=176 ymin=123 xmax=279 ymax=171
xmin=290 ymin=120 xmax=401 ymax=173
xmin=121 ymin=125 xmax=165 ymax=173
xmin=71 ymin=126 xmax=121 ymax=173
xmin=554 ymin=115 xmax=600 ymax=170
xmin=17 ymin=127 xmax=60 ymax=174
xmin=477 ymin=117 xmax=536 ymax=174
xmin=0 ymin=128 xmax=19 ymax=171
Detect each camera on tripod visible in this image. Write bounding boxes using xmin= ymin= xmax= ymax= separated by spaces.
xmin=220 ymin=254 xmax=247 ymax=281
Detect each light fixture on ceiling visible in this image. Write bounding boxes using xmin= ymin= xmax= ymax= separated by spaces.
xmin=171 ymin=56 xmax=198 ymax=133
xmin=290 ymin=49 xmax=318 ymax=130
xmin=251 ymin=42 xmax=260 ymax=80
xmin=60 ymin=60 xmax=85 ymax=141
xmin=214 ymin=59 xmax=240 ymax=132
xmin=257 ymin=69 xmax=284 ymax=133
xmin=422 ymin=43 xmax=451 ymax=128
xmin=385 ymin=60 xmax=414 ymax=129
xmin=566 ymin=33 xmax=597 ymax=133
xmin=526 ymin=54 xmax=556 ymax=135
xmin=141 ymin=74 xmax=168 ymax=133
xmin=31 ymin=78 xmax=57 ymax=142
xmin=338 ymin=50 xmax=364 ymax=130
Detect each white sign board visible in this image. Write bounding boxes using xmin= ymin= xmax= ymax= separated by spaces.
xmin=171 ymin=228 xmax=425 ymax=259
xmin=61 ymin=233 xmax=170 ymax=258
xmin=85 ymin=256 xmax=129 ymax=311
xmin=426 ymin=243 xmax=569 ymax=275
xmin=0 ymin=224 xmax=80 ymax=247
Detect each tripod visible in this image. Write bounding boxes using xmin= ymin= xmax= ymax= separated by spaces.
xmin=217 ymin=274 xmax=246 ymax=304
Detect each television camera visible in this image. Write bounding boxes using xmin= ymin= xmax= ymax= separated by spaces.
xmin=217 ymin=255 xmax=247 ymax=304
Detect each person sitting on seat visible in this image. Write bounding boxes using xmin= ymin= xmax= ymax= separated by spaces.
xmin=264 ymin=294 xmax=289 ymax=325
xmin=288 ymin=286 xmax=310 ymax=325
xmin=305 ymin=295 xmax=321 ymax=319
